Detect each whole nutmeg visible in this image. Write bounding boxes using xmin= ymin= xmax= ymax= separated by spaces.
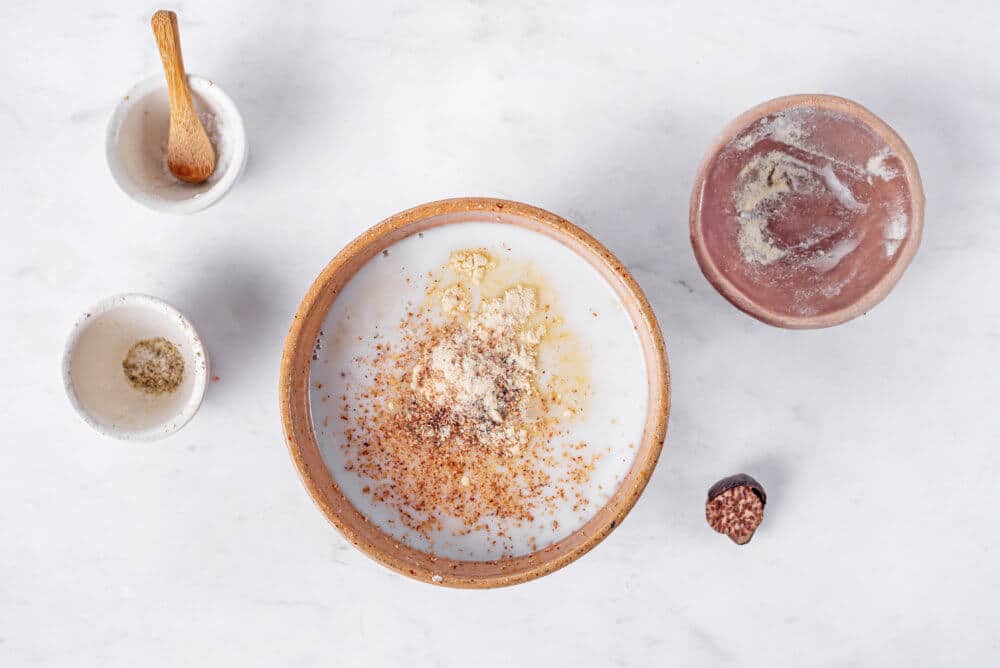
xmin=705 ymin=474 xmax=766 ymax=545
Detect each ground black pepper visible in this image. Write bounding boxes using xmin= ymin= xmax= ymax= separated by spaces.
xmin=122 ymin=337 xmax=184 ymax=394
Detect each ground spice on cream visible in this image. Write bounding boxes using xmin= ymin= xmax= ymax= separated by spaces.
xmin=340 ymin=249 xmax=599 ymax=540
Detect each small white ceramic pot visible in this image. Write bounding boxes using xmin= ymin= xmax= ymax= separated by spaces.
xmin=63 ymin=294 xmax=209 ymax=441
xmin=106 ymin=74 xmax=248 ymax=214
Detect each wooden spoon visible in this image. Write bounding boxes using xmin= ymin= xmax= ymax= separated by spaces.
xmin=151 ymin=10 xmax=216 ymax=184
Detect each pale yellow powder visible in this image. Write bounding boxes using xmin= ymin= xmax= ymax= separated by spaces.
xmin=440 ymin=285 xmax=469 ymax=315
xmin=410 ymin=284 xmax=540 ymax=448
xmin=449 ymin=249 xmax=496 ymax=283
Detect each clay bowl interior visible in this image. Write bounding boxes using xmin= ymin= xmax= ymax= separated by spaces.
xmin=690 ymin=94 xmax=925 ymax=328
xmin=280 ymin=198 xmax=669 ymax=588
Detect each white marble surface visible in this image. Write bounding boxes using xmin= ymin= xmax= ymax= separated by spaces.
xmin=3 ymin=1 xmax=999 ymax=665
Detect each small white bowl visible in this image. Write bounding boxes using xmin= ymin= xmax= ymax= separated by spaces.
xmin=63 ymin=294 xmax=209 ymax=441
xmin=106 ymin=74 xmax=248 ymax=214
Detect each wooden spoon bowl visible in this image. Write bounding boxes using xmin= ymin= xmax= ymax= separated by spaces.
xmin=151 ymin=10 xmax=216 ymax=184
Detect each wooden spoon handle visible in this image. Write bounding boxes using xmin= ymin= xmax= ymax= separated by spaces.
xmin=151 ymin=10 xmax=195 ymax=119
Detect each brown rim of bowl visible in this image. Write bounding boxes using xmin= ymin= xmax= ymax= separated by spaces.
xmin=689 ymin=94 xmax=925 ymax=329
xmin=279 ymin=197 xmax=670 ymax=588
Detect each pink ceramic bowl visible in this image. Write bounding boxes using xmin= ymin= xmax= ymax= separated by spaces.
xmin=690 ymin=94 xmax=924 ymax=328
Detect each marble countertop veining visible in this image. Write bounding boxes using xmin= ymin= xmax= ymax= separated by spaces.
xmin=3 ymin=1 xmax=999 ymax=666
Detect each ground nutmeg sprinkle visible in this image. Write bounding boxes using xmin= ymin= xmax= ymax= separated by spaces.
xmin=340 ymin=249 xmax=599 ymax=546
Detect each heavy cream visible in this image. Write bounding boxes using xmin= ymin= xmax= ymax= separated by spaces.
xmin=309 ymin=222 xmax=648 ymax=560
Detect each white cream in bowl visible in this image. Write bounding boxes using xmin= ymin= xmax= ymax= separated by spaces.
xmin=309 ymin=222 xmax=650 ymax=560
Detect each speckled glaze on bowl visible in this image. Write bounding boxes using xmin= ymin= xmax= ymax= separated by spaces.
xmin=690 ymin=94 xmax=924 ymax=329
xmin=279 ymin=198 xmax=670 ymax=588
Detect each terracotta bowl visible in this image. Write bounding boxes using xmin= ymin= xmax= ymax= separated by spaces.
xmin=279 ymin=198 xmax=669 ymax=587
xmin=690 ymin=94 xmax=924 ymax=328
